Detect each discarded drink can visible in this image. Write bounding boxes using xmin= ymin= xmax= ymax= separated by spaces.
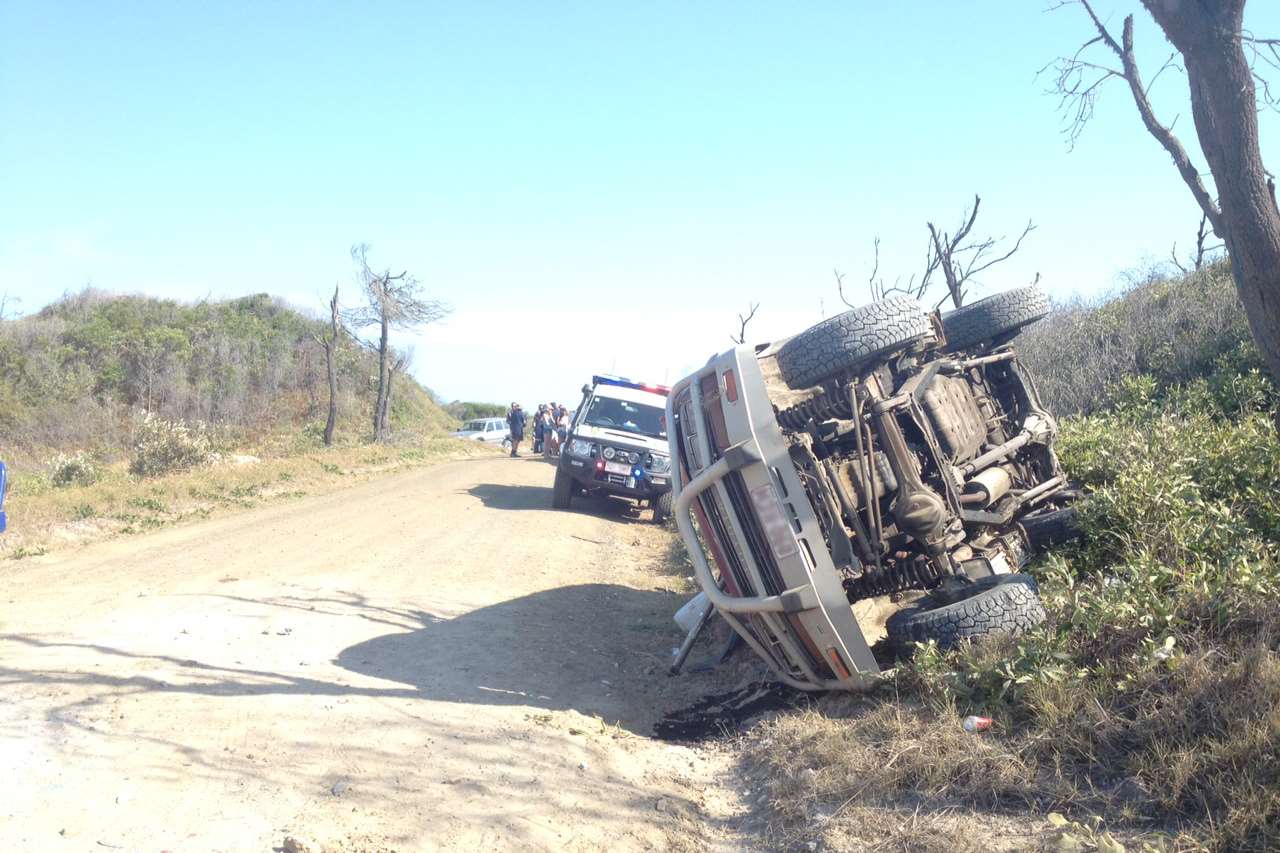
xmin=962 ymin=715 xmax=993 ymax=733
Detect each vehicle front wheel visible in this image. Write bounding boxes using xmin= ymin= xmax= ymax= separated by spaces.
xmin=652 ymin=491 xmax=673 ymax=524
xmin=552 ymin=468 xmax=573 ymax=510
xmin=886 ymin=573 xmax=1046 ymax=652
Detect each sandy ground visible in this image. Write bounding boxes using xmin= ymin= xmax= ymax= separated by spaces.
xmin=0 ymin=456 xmax=757 ymax=852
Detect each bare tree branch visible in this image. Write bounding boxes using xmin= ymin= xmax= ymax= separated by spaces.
xmin=922 ymin=195 xmax=1034 ymax=309
xmin=1049 ymin=1 xmax=1224 ymax=235
xmin=1170 ymin=214 xmax=1225 ymax=275
xmin=730 ymin=302 xmax=760 ymax=345
xmin=0 ymin=292 xmax=19 ymax=322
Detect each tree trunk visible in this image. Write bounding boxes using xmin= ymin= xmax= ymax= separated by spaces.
xmin=323 ymin=285 xmax=339 ymax=447
xmin=1143 ymin=0 xmax=1280 ymax=383
xmin=382 ymin=366 xmax=395 ymax=436
xmin=373 ymin=311 xmax=390 ymax=441
xmin=322 ymin=344 xmax=338 ymax=446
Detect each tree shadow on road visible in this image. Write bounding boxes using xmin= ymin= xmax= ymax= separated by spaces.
xmin=0 ymin=584 xmax=743 ymax=734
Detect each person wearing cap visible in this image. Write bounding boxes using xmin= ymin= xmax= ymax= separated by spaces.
xmin=506 ymin=402 xmax=526 ymax=457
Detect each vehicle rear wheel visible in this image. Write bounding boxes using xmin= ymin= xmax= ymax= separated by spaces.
xmin=552 ymin=468 xmax=573 ymax=509
xmin=502 ymin=437 xmax=512 ymax=451
xmin=886 ymin=573 xmax=1046 ymax=652
xmin=941 ymin=284 xmax=1049 ymax=352
xmin=652 ymin=491 xmax=673 ymax=524
xmin=775 ymin=296 xmax=931 ymax=390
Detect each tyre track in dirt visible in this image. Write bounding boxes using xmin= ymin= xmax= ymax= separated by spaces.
xmin=0 ymin=456 xmax=752 ymax=851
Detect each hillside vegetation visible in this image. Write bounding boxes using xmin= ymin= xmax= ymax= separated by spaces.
xmin=0 ymin=288 xmax=454 ymax=458
xmin=746 ymin=265 xmax=1280 ymax=852
xmin=0 ymin=289 xmax=472 ymax=557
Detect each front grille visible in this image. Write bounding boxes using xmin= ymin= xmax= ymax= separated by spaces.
xmin=699 ymin=488 xmax=757 ymax=597
xmin=722 ymin=471 xmax=786 ymax=597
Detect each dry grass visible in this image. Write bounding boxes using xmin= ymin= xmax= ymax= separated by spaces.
xmin=735 ymin=688 xmax=1215 ymax=852
xmin=737 ymin=694 xmax=1049 ymax=851
xmin=2 ymin=436 xmax=496 ymax=558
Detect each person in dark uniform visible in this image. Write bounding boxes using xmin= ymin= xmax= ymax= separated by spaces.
xmin=506 ymin=402 xmax=526 ymax=457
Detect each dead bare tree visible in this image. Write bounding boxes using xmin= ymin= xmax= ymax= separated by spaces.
xmin=840 ymin=197 xmax=1034 ymax=310
xmin=924 ymin=196 xmax=1036 ymax=310
xmin=344 ymin=244 xmax=451 ymax=442
xmin=312 ymin=284 xmax=342 ymax=446
xmin=1170 ymin=214 xmax=1225 ymax=274
xmin=730 ymin=302 xmax=760 ymax=344
xmin=0 ymin=292 xmax=19 ymax=321
xmin=1048 ymin=0 xmax=1280 ymax=385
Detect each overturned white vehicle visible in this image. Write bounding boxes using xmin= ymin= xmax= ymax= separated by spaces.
xmin=667 ymin=287 xmax=1080 ymax=690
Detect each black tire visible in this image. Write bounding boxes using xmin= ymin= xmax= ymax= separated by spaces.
xmin=652 ymin=491 xmax=673 ymax=524
xmin=552 ymin=467 xmax=573 ymax=509
xmin=1019 ymin=505 xmax=1082 ymax=549
xmin=886 ymin=573 xmax=1046 ymax=652
xmin=941 ymin=284 xmax=1049 ymax=352
xmin=775 ymin=296 xmax=931 ymax=390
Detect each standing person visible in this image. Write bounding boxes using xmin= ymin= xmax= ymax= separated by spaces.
xmin=532 ymin=404 xmax=546 ymax=454
xmin=543 ymin=402 xmax=560 ymax=459
xmin=506 ymin=402 xmax=526 ymax=457
xmin=556 ymin=405 xmax=570 ymax=449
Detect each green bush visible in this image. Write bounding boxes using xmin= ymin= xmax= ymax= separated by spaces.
xmin=899 ymin=361 xmax=1280 ymax=850
xmin=1017 ymin=261 xmax=1261 ymax=415
xmin=46 ymin=451 xmax=100 ymax=488
xmin=129 ymin=414 xmax=218 ymax=477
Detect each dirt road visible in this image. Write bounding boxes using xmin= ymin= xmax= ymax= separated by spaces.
xmin=0 ymin=457 xmax=753 ymax=851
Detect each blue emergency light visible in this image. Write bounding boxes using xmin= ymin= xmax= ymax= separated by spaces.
xmin=591 ymin=374 xmax=671 ymax=396
xmin=0 ymin=460 xmax=7 ymax=534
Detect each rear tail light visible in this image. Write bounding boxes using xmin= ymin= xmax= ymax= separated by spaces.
xmin=724 ymin=369 xmax=738 ymax=403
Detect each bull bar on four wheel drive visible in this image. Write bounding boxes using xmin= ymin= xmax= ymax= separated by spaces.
xmin=666 ymin=344 xmax=881 ymax=691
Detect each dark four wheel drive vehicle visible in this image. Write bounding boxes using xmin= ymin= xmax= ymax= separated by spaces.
xmin=667 ymin=285 xmax=1080 ymax=690
xmin=553 ymin=375 xmax=675 ymax=523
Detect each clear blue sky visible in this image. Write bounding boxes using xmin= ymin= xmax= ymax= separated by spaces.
xmin=3 ymin=2 xmax=1277 ymax=405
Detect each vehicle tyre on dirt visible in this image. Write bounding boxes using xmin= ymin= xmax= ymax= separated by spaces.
xmin=941 ymin=284 xmax=1049 ymax=352
xmin=652 ymin=491 xmax=673 ymax=524
xmin=886 ymin=573 xmax=1046 ymax=652
xmin=775 ymin=296 xmax=931 ymax=390
xmin=552 ymin=468 xmax=573 ymax=509
xmin=1019 ymin=504 xmax=1082 ymax=550
xmin=502 ymin=437 xmax=512 ymax=451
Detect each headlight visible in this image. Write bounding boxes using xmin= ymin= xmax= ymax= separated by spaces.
xmin=603 ymin=447 xmax=616 ymax=460
xmin=648 ymin=453 xmax=671 ymax=474
xmin=568 ymin=438 xmax=594 ymax=457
